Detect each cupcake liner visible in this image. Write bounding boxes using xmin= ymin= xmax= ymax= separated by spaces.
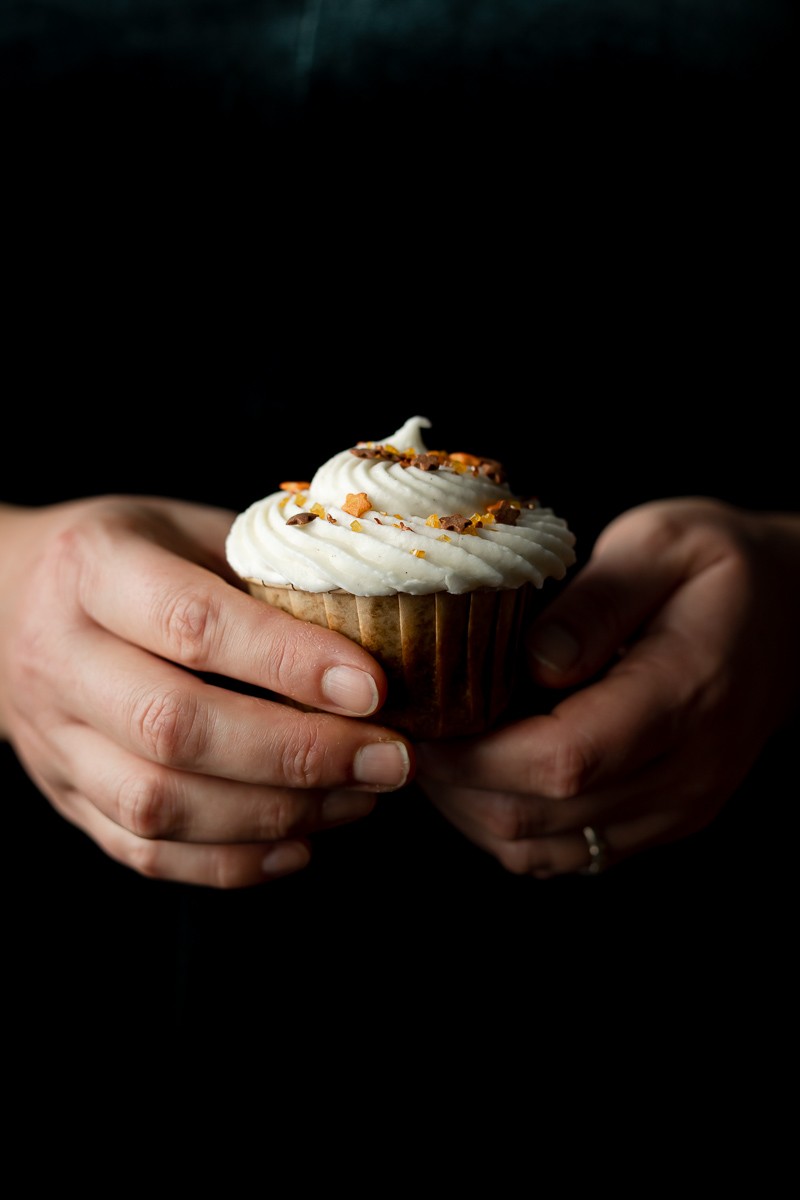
xmin=244 ymin=580 xmax=546 ymax=739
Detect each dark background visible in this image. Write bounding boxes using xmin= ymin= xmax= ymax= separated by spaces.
xmin=3 ymin=4 xmax=795 ymax=526
xmin=2 ymin=3 xmax=796 ymax=1035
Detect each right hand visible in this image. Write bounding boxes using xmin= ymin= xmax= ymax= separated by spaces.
xmin=0 ymin=497 xmax=413 ymax=887
xmin=415 ymin=498 xmax=800 ymax=877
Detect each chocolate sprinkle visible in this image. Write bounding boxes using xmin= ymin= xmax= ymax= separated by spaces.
xmin=439 ymin=514 xmax=473 ymax=533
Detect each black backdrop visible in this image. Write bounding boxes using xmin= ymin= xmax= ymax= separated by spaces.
xmin=2 ymin=3 xmax=796 ymax=1037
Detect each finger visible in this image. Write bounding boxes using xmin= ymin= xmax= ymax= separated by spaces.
xmin=517 ymin=810 xmax=678 ymax=879
xmin=64 ymin=626 xmax=414 ymax=792
xmin=48 ymin=722 xmax=378 ymax=842
xmin=425 ymin=782 xmax=679 ymax=879
xmin=58 ymin=788 xmax=315 ymax=888
xmin=417 ymin=636 xmax=688 ymax=801
xmin=11 ymin=723 xmax=318 ymax=888
xmin=524 ymin=499 xmax=716 ymax=687
xmin=73 ymin=505 xmax=390 ymax=718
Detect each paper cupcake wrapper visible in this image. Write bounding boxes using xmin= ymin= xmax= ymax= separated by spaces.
xmin=244 ymin=581 xmax=547 ymax=739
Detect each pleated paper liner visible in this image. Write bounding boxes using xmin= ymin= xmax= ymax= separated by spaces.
xmin=245 ymin=581 xmax=548 ymax=739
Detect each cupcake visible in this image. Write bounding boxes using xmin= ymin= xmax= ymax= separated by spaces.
xmin=225 ymin=416 xmax=576 ymax=738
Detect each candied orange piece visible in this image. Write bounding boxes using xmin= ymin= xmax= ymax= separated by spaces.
xmin=342 ymin=492 xmax=372 ymax=517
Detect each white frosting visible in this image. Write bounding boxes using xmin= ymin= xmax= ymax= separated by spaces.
xmin=226 ymin=416 xmax=576 ymax=596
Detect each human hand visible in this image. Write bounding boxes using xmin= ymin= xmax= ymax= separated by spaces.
xmin=415 ymin=498 xmax=800 ymax=877
xmin=0 ymin=497 xmax=412 ymax=887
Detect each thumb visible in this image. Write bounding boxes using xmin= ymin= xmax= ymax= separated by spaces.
xmin=525 ymin=502 xmax=691 ymax=687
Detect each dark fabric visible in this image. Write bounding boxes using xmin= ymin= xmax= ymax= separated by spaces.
xmin=4 ymin=4 xmax=794 ymax=522
xmin=3 ymin=3 xmax=797 ymax=1034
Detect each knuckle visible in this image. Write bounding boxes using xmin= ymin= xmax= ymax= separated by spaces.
xmin=495 ymin=839 xmax=560 ymax=879
xmin=278 ymin=720 xmax=331 ymax=789
xmin=157 ymin=584 xmax=220 ymax=669
xmin=125 ymin=838 xmax=166 ymax=881
xmin=533 ymin=730 xmax=597 ymax=801
xmin=261 ymin=625 xmax=307 ymax=698
xmin=133 ymin=687 xmax=207 ymax=767
xmin=494 ymin=841 xmax=534 ymax=876
xmin=482 ymin=794 xmax=528 ymax=842
xmin=116 ymin=769 xmax=177 ymax=839
xmin=206 ymin=850 xmax=254 ymax=891
xmin=209 ymin=854 xmax=253 ymax=892
xmin=258 ymin=793 xmax=303 ymax=840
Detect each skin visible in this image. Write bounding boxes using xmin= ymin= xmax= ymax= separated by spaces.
xmin=415 ymin=498 xmax=800 ymax=877
xmin=0 ymin=497 xmax=413 ymax=888
xmin=1 ymin=496 xmax=797 ymax=887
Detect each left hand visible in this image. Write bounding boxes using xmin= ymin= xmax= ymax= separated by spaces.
xmin=414 ymin=498 xmax=800 ymax=877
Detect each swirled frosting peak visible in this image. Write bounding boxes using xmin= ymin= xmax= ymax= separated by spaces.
xmin=226 ymin=416 xmax=576 ymax=596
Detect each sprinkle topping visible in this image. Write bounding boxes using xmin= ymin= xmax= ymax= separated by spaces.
xmin=284 ymin=437 xmax=531 ymax=532
xmin=342 ymin=492 xmax=372 ymax=517
xmin=226 ymin=415 xmax=576 ymax=597
xmin=350 ymin=441 xmax=507 ymax=485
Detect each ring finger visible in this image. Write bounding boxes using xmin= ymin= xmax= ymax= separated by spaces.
xmin=485 ymin=807 xmax=681 ymax=878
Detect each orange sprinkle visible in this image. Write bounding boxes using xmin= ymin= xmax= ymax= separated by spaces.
xmin=280 ymin=481 xmax=311 ymax=493
xmin=487 ymin=499 xmax=521 ymax=513
xmin=343 ymin=492 xmax=371 ymax=517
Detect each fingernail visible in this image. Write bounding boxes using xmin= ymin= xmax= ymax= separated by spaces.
xmin=322 ymin=789 xmax=377 ymax=822
xmin=321 ymin=665 xmax=379 ymax=715
xmin=260 ymin=842 xmax=311 ymax=877
xmin=529 ymin=622 xmax=580 ymax=672
xmin=353 ymin=740 xmax=410 ymax=789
